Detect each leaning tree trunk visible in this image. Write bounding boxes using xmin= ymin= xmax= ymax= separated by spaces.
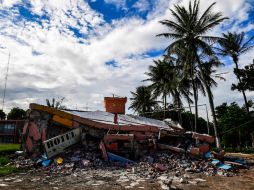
xmin=192 ymin=79 xmax=198 ymax=132
xmin=234 ymin=60 xmax=249 ymax=114
xmin=187 ymin=98 xmax=194 ymax=131
xmin=163 ymin=93 xmax=167 ymax=118
xmin=187 ymin=99 xmax=192 ymax=113
xmin=197 ymin=60 xmax=221 ymax=148
xmin=175 ymin=90 xmax=182 ymax=125
xmin=205 ymin=84 xmax=221 ymax=148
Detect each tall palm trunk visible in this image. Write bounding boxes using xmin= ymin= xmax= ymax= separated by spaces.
xmin=163 ymin=93 xmax=167 ymax=118
xmin=197 ymin=58 xmax=221 ymax=148
xmin=233 ymin=59 xmax=249 ymax=114
xmin=187 ymin=98 xmax=194 ymax=131
xmin=191 ymin=78 xmax=198 ymax=132
xmin=174 ymin=89 xmax=182 ymax=125
xmin=205 ymin=83 xmax=221 ymax=148
xmin=187 ymin=99 xmax=192 ymax=113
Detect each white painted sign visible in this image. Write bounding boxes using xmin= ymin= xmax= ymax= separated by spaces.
xmin=43 ymin=128 xmax=81 ymax=158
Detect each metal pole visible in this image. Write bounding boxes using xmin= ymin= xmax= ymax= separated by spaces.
xmin=2 ymin=53 xmax=10 ymax=111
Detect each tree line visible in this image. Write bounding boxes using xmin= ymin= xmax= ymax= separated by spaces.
xmin=129 ymin=0 xmax=254 ymax=148
xmin=0 ymin=107 xmax=26 ymax=120
xmin=0 ymin=98 xmax=66 ymax=120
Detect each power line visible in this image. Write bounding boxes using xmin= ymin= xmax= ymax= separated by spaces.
xmin=222 ymin=119 xmax=254 ymax=135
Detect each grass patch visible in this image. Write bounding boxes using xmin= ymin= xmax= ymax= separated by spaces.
xmin=0 ymin=156 xmax=10 ymax=166
xmin=0 ymin=144 xmax=20 ymax=154
xmin=211 ymin=147 xmax=254 ymax=154
xmin=0 ymin=165 xmax=17 ymax=176
xmin=0 ymin=144 xmax=21 ymax=176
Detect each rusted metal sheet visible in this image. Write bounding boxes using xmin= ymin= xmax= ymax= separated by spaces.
xmin=104 ymin=97 xmax=127 ymax=114
xmin=158 ymin=143 xmax=185 ymax=153
xmin=192 ymin=132 xmax=215 ymax=144
xmin=99 ymin=142 xmax=108 ymax=161
xmin=103 ymin=134 xmax=134 ymax=141
xmin=43 ymin=128 xmax=81 ymax=158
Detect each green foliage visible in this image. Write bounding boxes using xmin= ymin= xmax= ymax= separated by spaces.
xmin=143 ymin=108 xmax=211 ymax=134
xmin=156 ymin=0 xmax=227 ymax=146
xmin=144 ymin=59 xmax=177 ymax=108
xmin=129 ymin=86 xmax=159 ymax=115
xmin=217 ymin=32 xmax=254 ymax=113
xmin=7 ymin=107 xmax=26 ymax=120
xmin=217 ymin=32 xmax=254 ymax=64
xmin=232 ymin=63 xmax=254 ymax=92
xmin=46 ymin=97 xmax=66 ymax=109
xmin=223 ymin=147 xmax=254 ymax=154
xmin=0 ymin=110 xmax=6 ymax=120
xmin=215 ymin=102 xmax=254 ymax=147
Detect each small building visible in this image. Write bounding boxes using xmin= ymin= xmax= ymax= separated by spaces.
xmin=0 ymin=120 xmax=25 ymax=143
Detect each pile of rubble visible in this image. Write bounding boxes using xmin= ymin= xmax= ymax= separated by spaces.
xmin=9 ymin=141 xmax=247 ymax=190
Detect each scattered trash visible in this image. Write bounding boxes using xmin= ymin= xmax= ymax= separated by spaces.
xmin=56 ymin=157 xmax=63 ymax=165
xmin=42 ymin=159 xmax=52 ymax=167
xmin=15 ymin=151 xmax=23 ymax=155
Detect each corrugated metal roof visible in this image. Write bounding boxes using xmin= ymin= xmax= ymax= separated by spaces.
xmin=66 ymin=110 xmax=174 ymax=131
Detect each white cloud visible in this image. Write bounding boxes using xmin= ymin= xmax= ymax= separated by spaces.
xmin=0 ymin=0 xmax=21 ymax=8
xmin=0 ymin=0 xmax=253 ymax=120
xmin=133 ymin=0 xmax=151 ymax=12
xmin=104 ymin=0 xmax=127 ymax=10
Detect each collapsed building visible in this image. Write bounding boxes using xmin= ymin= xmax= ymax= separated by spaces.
xmin=1 ymin=96 xmax=246 ymax=190
xmin=21 ymin=96 xmax=215 ymax=162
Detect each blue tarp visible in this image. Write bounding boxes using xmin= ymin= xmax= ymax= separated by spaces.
xmin=211 ymin=159 xmax=232 ymax=170
xmin=204 ymin=151 xmax=212 ymax=159
xmin=107 ymin=152 xmax=134 ymax=165
xmin=42 ymin=159 xmax=52 ymax=167
xmin=211 ymin=159 xmax=220 ymax=166
xmin=218 ymin=164 xmax=232 ymax=170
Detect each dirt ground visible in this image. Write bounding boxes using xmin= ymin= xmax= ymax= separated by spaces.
xmin=0 ymin=167 xmax=253 ymax=190
xmin=185 ymin=167 xmax=254 ymax=190
xmin=0 ymin=153 xmax=253 ymax=190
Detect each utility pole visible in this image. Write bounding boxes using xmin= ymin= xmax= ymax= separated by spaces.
xmin=2 ymin=53 xmax=10 ymax=111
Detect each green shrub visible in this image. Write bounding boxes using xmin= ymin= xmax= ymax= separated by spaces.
xmin=0 ymin=156 xmax=9 ymax=166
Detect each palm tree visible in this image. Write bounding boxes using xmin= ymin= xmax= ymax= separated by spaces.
xmin=198 ymin=58 xmax=225 ymax=145
xmin=129 ymin=86 xmax=159 ymax=115
xmin=217 ymin=32 xmax=254 ymax=114
xmin=164 ymin=54 xmax=194 ymax=124
xmin=144 ymin=59 xmax=176 ymax=117
xmin=46 ymin=97 xmax=66 ymax=109
xmin=157 ymin=0 xmax=227 ymax=147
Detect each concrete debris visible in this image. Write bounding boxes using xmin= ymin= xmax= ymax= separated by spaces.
xmin=6 ymin=142 xmax=245 ymax=190
xmin=0 ymin=184 xmax=8 ymax=187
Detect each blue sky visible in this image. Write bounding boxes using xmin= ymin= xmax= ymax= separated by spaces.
xmin=0 ymin=0 xmax=254 ymax=117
